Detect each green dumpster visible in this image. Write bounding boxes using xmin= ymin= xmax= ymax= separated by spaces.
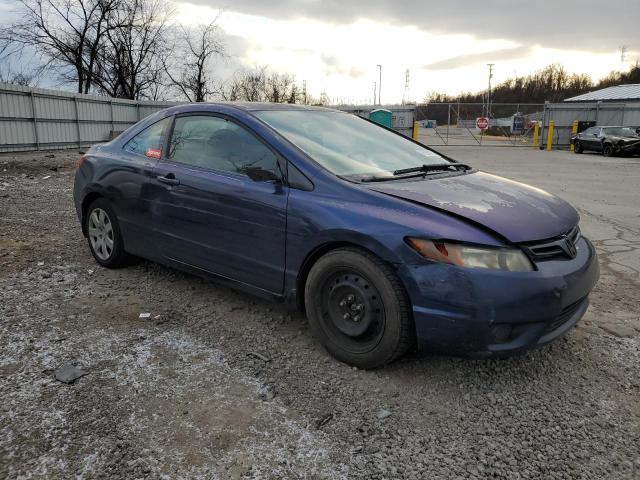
xmin=369 ymin=109 xmax=392 ymax=128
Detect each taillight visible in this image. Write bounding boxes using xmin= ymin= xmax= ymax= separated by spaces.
xmin=77 ymin=155 xmax=87 ymax=169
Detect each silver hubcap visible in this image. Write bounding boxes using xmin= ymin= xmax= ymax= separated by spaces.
xmin=88 ymin=208 xmax=114 ymax=260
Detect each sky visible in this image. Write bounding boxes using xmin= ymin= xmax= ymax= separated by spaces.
xmin=1 ymin=0 xmax=639 ymax=103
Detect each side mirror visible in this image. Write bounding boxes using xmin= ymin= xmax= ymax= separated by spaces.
xmin=244 ymin=166 xmax=280 ymax=182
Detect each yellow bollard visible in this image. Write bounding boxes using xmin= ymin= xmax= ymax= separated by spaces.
xmin=412 ymin=121 xmax=419 ymax=141
xmin=546 ymin=120 xmax=554 ymax=151
xmin=569 ymin=120 xmax=578 ymax=151
xmin=532 ymin=122 xmax=539 ymax=148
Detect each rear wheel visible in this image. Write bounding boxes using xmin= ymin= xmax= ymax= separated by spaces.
xmin=602 ymin=143 xmax=614 ymax=157
xmin=85 ymin=198 xmax=129 ymax=268
xmin=304 ymin=248 xmax=414 ymax=369
xmin=573 ymin=141 xmax=583 ymax=154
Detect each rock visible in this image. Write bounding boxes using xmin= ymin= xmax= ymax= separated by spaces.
xmin=258 ymin=383 xmax=276 ymax=401
xmin=600 ymin=323 xmax=636 ymax=338
xmin=54 ymin=364 xmax=88 ymax=384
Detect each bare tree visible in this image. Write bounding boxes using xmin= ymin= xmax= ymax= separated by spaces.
xmin=0 ymin=68 xmax=38 ymax=86
xmin=93 ymin=0 xmax=172 ymax=100
xmin=164 ymin=21 xmax=225 ymax=102
xmin=265 ymin=71 xmax=297 ymax=103
xmin=219 ymin=66 xmax=301 ymax=103
xmin=0 ymin=0 xmax=119 ymax=94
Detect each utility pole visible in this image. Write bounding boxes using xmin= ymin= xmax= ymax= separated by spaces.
xmin=487 ymin=64 xmax=494 ymax=119
xmin=373 ymin=82 xmax=377 ymax=105
xmin=377 ymin=64 xmax=382 ymax=105
xmin=302 ymin=80 xmax=307 ymax=104
xmin=402 ymin=69 xmax=410 ymax=105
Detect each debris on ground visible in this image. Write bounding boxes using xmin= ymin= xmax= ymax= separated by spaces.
xmin=316 ymin=413 xmax=333 ymax=428
xmin=53 ymin=364 xmax=88 ymax=384
xmin=376 ymin=409 xmax=392 ymax=420
xmin=247 ymin=351 xmax=270 ymax=362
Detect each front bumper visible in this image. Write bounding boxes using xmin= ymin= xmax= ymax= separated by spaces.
xmin=398 ymin=236 xmax=599 ymax=357
xmin=615 ymin=141 xmax=640 ymax=155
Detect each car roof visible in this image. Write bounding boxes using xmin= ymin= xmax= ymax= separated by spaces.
xmin=166 ymin=102 xmax=340 ymax=114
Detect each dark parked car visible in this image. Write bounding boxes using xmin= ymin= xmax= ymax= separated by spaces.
xmin=74 ymin=103 xmax=599 ymax=368
xmin=572 ymin=126 xmax=640 ymax=157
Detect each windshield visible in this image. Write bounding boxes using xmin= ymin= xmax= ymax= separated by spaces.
xmin=603 ymin=127 xmax=638 ymax=137
xmin=255 ymin=110 xmax=448 ymax=178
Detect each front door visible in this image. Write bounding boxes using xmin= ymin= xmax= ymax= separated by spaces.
xmin=583 ymin=127 xmax=601 ymax=151
xmin=152 ymin=113 xmax=288 ymax=294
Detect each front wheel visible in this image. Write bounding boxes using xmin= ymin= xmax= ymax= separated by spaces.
xmin=85 ymin=198 xmax=130 ymax=268
xmin=304 ymin=248 xmax=414 ymax=369
xmin=573 ymin=141 xmax=583 ymax=154
xmin=602 ymin=143 xmax=614 ymax=157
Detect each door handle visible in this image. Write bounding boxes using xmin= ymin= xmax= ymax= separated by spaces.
xmin=156 ymin=174 xmax=180 ymax=186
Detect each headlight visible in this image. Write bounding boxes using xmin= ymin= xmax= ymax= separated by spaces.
xmin=406 ymin=238 xmax=534 ymax=272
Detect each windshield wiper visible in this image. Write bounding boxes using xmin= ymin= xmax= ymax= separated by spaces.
xmin=343 ymin=163 xmax=473 ymax=184
xmin=392 ymin=163 xmax=471 ymax=176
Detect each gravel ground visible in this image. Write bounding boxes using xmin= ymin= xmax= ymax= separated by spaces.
xmin=1 ymin=149 xmax=639 ymax=479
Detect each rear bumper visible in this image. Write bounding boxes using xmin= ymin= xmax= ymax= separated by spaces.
xmin=398 ymin=236 xmax=599 ymax=357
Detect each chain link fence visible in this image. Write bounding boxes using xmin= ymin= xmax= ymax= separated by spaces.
xmin=415 ymin=103 xmax=544 ymax=147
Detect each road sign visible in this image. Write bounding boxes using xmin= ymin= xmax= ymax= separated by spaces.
xmin=476 ymin=117 xmax=489 ymax=130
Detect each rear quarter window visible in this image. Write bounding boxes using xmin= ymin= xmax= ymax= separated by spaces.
xmin=123 ymin=117 xmax=171 ymax=156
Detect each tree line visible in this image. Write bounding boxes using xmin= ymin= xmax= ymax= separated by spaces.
xmin=426 ymin=63 xmax=640 ymax=105
xmin=0 ymin=0 xmax=318 ymax=104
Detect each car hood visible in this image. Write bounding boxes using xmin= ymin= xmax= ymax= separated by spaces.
xmin=610 ymin=135 xmax=640 ymax=142
xmin=366 ymin=171 xmax=579 ymax=243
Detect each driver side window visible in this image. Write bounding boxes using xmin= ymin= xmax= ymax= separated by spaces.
xmin=168 ymin=115 xmax=278 ymax=176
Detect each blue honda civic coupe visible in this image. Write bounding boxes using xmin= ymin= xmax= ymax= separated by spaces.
xmin=74 ymin=103 xmax=599 ymax=368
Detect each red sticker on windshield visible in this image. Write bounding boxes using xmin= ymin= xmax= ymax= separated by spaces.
xmin=145 ymin=148 xmax=162 ymax=159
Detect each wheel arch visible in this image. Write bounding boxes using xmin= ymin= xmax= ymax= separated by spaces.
xmin=80 ymin=191 xmax=104 ymax=236
xmin=294 ymin=236 xmax=401 ymax=311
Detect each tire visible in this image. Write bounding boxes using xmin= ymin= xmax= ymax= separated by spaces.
xmin=573 ymin=141 xmax=583 ymax=154
xmin=304 ymin=247 xmax=414 ymax=369
xmin=602 ymin=143 xmax=614 ymax=157
xmin=85 ymin=198 xmax=130 ymax=268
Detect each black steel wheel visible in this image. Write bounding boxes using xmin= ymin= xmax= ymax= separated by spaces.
xmin=85 ymin=198 xmax=130 ymax=268
xmin=602 ymin=143 xmax=614 ymax=157
xmin=304 ymin=248 xmax=414 ymax=368
xmin=573 ymin=141 xmax=583 ymax=154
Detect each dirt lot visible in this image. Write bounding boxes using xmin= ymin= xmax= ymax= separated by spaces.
xmin=1 ymin=148 xmax=639 ymax=479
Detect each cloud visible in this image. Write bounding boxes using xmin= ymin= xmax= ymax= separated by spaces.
xmin=321 ymin=55 xmax=366 ymax=78
xmin=424 ymin=47 xmax=534 ymax=70
xmin=183 ymin=0 xmax=639 ymax=52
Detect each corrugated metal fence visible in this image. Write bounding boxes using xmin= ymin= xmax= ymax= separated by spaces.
xmin=541 ymin=101 xmax=640 ymax=148
xmin=0 ymin=82 xmax=176 ymax=152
